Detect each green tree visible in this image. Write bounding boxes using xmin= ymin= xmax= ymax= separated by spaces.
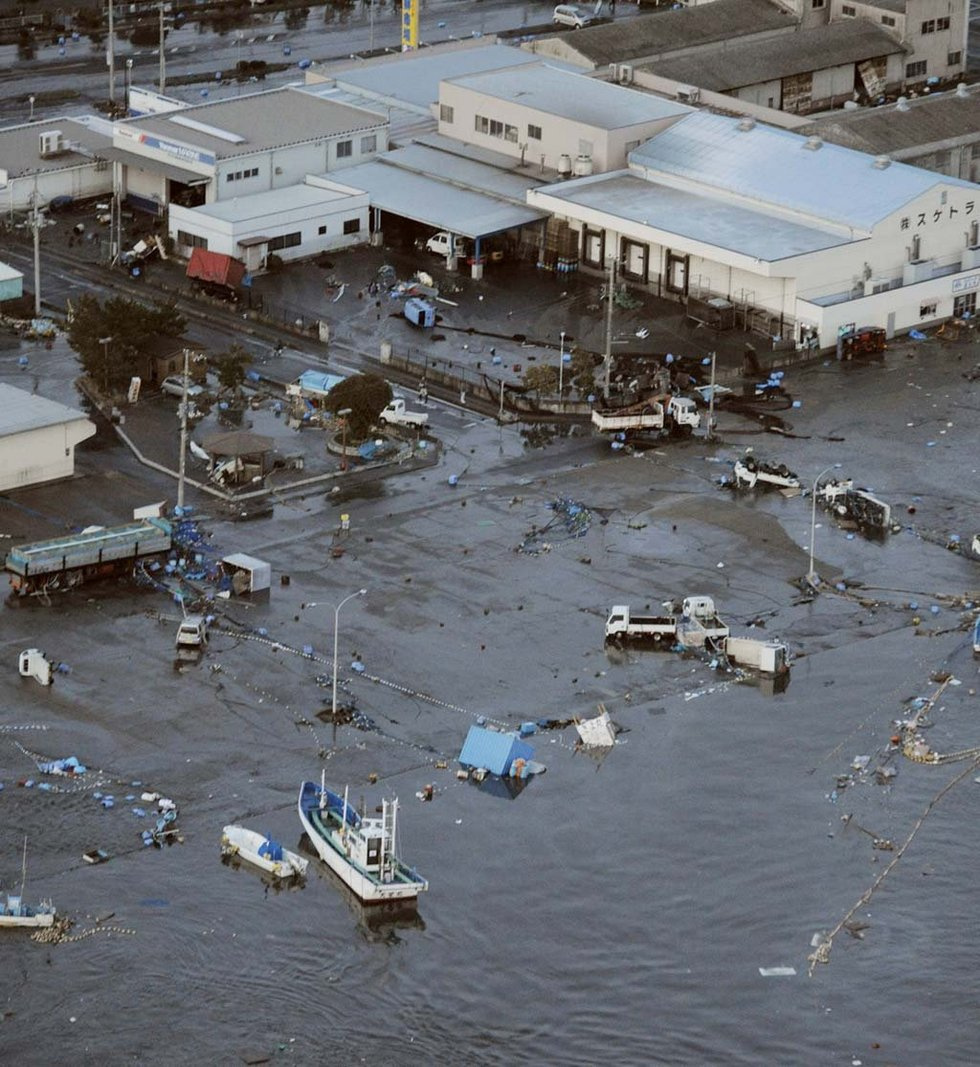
xmin=215 ymin=343 xmax=250 ymax=393
xmin=325 ymin=373 xmax=392 ymax=440
xmin=522 ymin=364 xmax=558 ymax=397
xmin=570 ymin=348 xmax=599 ymax=397
xmin=67 ymin=294 xmax=186 ymax=395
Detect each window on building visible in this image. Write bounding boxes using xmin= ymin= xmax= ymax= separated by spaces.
xmin=953 ymin=292 xmax=977 ymax=317
xmin=906 ymin=60 xmax=927 ymax=78
xmin=488 ymin=119 xmax=504 ymax=137
xmin=504 ymin=123 xmax=518 ymax=143
xmin=361 ymin=134 xmax=377 ymax=154
xmin=440 ymin=104 xmax=454 ymax=123
xmin=811 ymin=0 xmax=824 ymax=8
xmin=336 ymin=140 xmax=353 ymax=159
xmin=343 ymin=218 xmax=361 ymax=235
xmin=475 ymin=115 xmax=489 ymax=134
xmin=910 ymin=234 xmax=921 ymax=261
xmin=920 ymin=302 xmax=937 ymax=318
xmin=921 ymin=20 xmax=935 ymax=34
xmin=936 ymin=17 xmax=950 ymax=31
xmin=318 ymin=225 xmax=327 ymax=236
xmin=841 ymin=4 xmax=855 ymax=15
xmin=267 ymin=232 xmax=301 ymax=252
xmin=528 ymin=123 xmax=542 ymax=141
xmin=882 ymin=15 xmax=895 ymax=27
xmin=948 ymin=51 xmax=962 ymax=66
xmin=177 ymin=230 xmax=208 ymax=249
xmin=969 ymin=220 xmax=979 ymax=247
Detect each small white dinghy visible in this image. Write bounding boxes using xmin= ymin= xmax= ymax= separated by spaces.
xmin=220 ymin=825 xmax=308 ymax=880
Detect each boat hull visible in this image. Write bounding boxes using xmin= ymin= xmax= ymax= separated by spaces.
xmin=221 ymin=826 xmax=308 ymax=879
xmin=297 ymin=782 xmax=427 ymax=904
xmin=0 ymin=912 xmax=55 ymax=928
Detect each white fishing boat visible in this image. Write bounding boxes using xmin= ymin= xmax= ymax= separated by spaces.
xmin=220 ymin=825 xmax=308 ymax=879
xmin=298 ymin=776 xmax=428 ymax=904
xmin=1 ymin=839 xmax=55 ymax=929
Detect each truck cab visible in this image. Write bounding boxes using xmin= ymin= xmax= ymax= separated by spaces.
xmin=425 ymin=231 xmax=471 ymax=259
xmin=176 ymin=615 xmax=209 ymax=648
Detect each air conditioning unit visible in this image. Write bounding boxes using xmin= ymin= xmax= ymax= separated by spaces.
xmin=38 ymin=130 xmax=66 ymax=158
xmin=676 ymin=85 xmax=700 ymax=104
xmin=618 ymin=64 xmax=634 ymax=86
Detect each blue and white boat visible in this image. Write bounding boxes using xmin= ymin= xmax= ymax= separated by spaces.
xmin=1 ymin=839 xmax=55 ymax=929
xmin=298 ymin=777 xmax=428 ymax=904
xmin=220 ymin=825 xmax=308 ymax=880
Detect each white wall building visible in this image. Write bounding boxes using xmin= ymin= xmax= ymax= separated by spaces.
xmin=168 ymin=178 xmax=369 ymax=271
xmin=0 ymin=117 xmax=114 ymax=213
xmin=438 ymin=63 xmax=692 ymax=175
xmin=528 ymin=111 xmax=980 ymax=348
xmin=108 ymin=87 xmax=388 ymax=217
xmin=0 ymin=384 xmax=95 ymax=492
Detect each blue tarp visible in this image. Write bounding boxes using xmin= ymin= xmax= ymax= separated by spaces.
xmin=458 ymin=725 xmax=534 ymax=777
xmin=258 ymin=838 xmax=284 ymax=862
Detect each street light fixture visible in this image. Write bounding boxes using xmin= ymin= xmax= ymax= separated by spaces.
xmin=332 ymin=588 xmax=367 ymax=720
xmin=28 ymin=95 xmax=35 ymax=121
xmin=338 ymin=407 xmax=352 ymax=471
xmin=807 ymin=462 xmax=842 ymax=587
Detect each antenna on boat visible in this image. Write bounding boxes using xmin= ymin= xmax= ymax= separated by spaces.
xmin=341 ymin=785 xmax=350 ymax=840
xmin=320 ymin=768 xmax=326 ymax=810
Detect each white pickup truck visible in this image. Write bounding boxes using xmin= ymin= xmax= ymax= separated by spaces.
xmin=732 ymin=457 xmax=800 ymax=491
xmin=379 ymin=398 xmax=429 ymax=428
xmin=591 ymin=395 xmax=701 ymax=435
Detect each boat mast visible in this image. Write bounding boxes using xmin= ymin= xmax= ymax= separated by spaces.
xmin=19 ymin=836 xmax=27 ymax=897
xmin=341 ymin=785 xmax=349 ymax=840
xmin=320 ymin=768 xmax=326 ymax=810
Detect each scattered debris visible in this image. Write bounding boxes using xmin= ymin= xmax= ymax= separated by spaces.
xmin=18 ymin=649 xmax=54 ymax=686
xmin=575 ymin=706 xmax=617 ymax=748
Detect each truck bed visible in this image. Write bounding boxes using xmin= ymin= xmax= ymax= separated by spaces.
xmin=5 ymin=518 xmax=172 ymax=577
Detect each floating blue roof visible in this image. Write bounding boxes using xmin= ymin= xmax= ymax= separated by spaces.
xmin=294 ymin=370 xmax=345 ymax=395
xmin=630 ymin=111 xmax=978 ymax=231
xmin=458 ymin=725 xmax=534 ymax=777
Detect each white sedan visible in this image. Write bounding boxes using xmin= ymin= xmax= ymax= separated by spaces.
xmin=161 ymin=375 xmax=205 ymax=398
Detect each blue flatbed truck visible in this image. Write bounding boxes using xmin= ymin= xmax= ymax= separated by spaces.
xmin=5 ymin=518 xmax=172 ymax=596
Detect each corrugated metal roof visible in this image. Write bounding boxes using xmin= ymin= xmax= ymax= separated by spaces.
xmin=447 ymin=63 xmax=692 ymax=129
xmin=299 ymin=84 xmax=433 ymax=144
xmin=376 ymin=143 xmax=545 ymax=202
xmin=0 ymin=384 xmax=90 ymax=438
xmin=647 ymin=21 xmax=904 ymax=93
xmin=119 ymin=88 xmax=385 ymax=160
xmin=802 ymin=86 xmax=980 ymax=157
xmin=547 ymin=0 xmax=794 ymax=67
xmin=630 ymin=111 xmax=978 ymax=230
xmin=328 ymin=43 xmax=544 ymax=111
xmin=458 ymin=726 xmax=534 ymax=776
xmin=337 ymin=158 xmax=547 ymax=238
xmin=534 ymin=172 xmax=851 ymax=261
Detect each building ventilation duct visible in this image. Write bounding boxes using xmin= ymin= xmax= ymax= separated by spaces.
xmin=872 ymin=155 xmax=892 ymax=170
xmin=736 ymin=117 xmax=755 ymax=132
xmin=803 ymin=136 xmax=823 ymax=151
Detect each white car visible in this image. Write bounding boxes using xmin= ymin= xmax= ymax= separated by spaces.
xmin=161 ymin=375 xmax=205 ymax=398
xmin=553 ymin=4 xmax=596 ymax=28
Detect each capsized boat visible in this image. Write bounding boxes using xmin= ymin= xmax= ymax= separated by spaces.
xmin=298 ymin=777 xmax=428 ymax=904
xmin=220 ymin=825 xmax=308 ymax=879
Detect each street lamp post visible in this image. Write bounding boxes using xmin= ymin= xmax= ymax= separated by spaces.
xmin=338 ymin=406 xmax=352 ymax=471
xmin=98 ymin=336 xmax=113 ymax=397
xmin=557 ymin=330 xmax=566 ymax=410
xmin=125 ymin=58 xmax=133 ymax=115
xmin=332 ymin=589 xmax=367 ymax=719
xmin=28 ymin=95 xmax=35 ymax=121
xmin=807 ymin=463 xmax=842 ymax=586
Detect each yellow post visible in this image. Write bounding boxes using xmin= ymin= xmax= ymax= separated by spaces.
xmin=401 ymin=0 xmax=419 ymax=51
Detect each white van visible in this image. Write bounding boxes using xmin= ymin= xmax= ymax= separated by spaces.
xmin=553 ymin=5 xmax=596 ymax=28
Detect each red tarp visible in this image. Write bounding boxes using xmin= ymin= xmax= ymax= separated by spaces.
xmin=186 ymin=248 xmax=246 ymax=290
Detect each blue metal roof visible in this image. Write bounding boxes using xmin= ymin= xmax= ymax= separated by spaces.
xmin=295 ymin=370 xmax=345 ymax=395
xmin=629 ymin=112 xmax=978 ymax=231
xmin=458 ymin=725 xmax=534 ymax=777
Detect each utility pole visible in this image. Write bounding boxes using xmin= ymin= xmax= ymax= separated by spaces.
xmin=159 ymin=2 xmax=166 ymax=92
xmin=107 ymin=0 xmax=116 ymax=106
xmin=369 ymin=0 xmax=375 ymax=52
xmin=602 ymin=257 xmax=615 ymax=399
xmin=498 ymin=378 xmax=505 ymax=422
xmin=706 ymin=350 xmax=717 ymax=441
xmin=30 ymin=175 xmax=42 ymax=317
xmin=177 ymin=349 xmax=189 ymax=510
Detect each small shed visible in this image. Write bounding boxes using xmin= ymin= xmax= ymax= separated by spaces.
xmin=458 ymin=725 xmax=534 ymax=777
xmin=140 ymin=337 xmax=208 ymax=385
xmin=222 ymin=553 xmax=271 ymax=594
xmin=203 ymin=430 xmax=275 ymax=484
